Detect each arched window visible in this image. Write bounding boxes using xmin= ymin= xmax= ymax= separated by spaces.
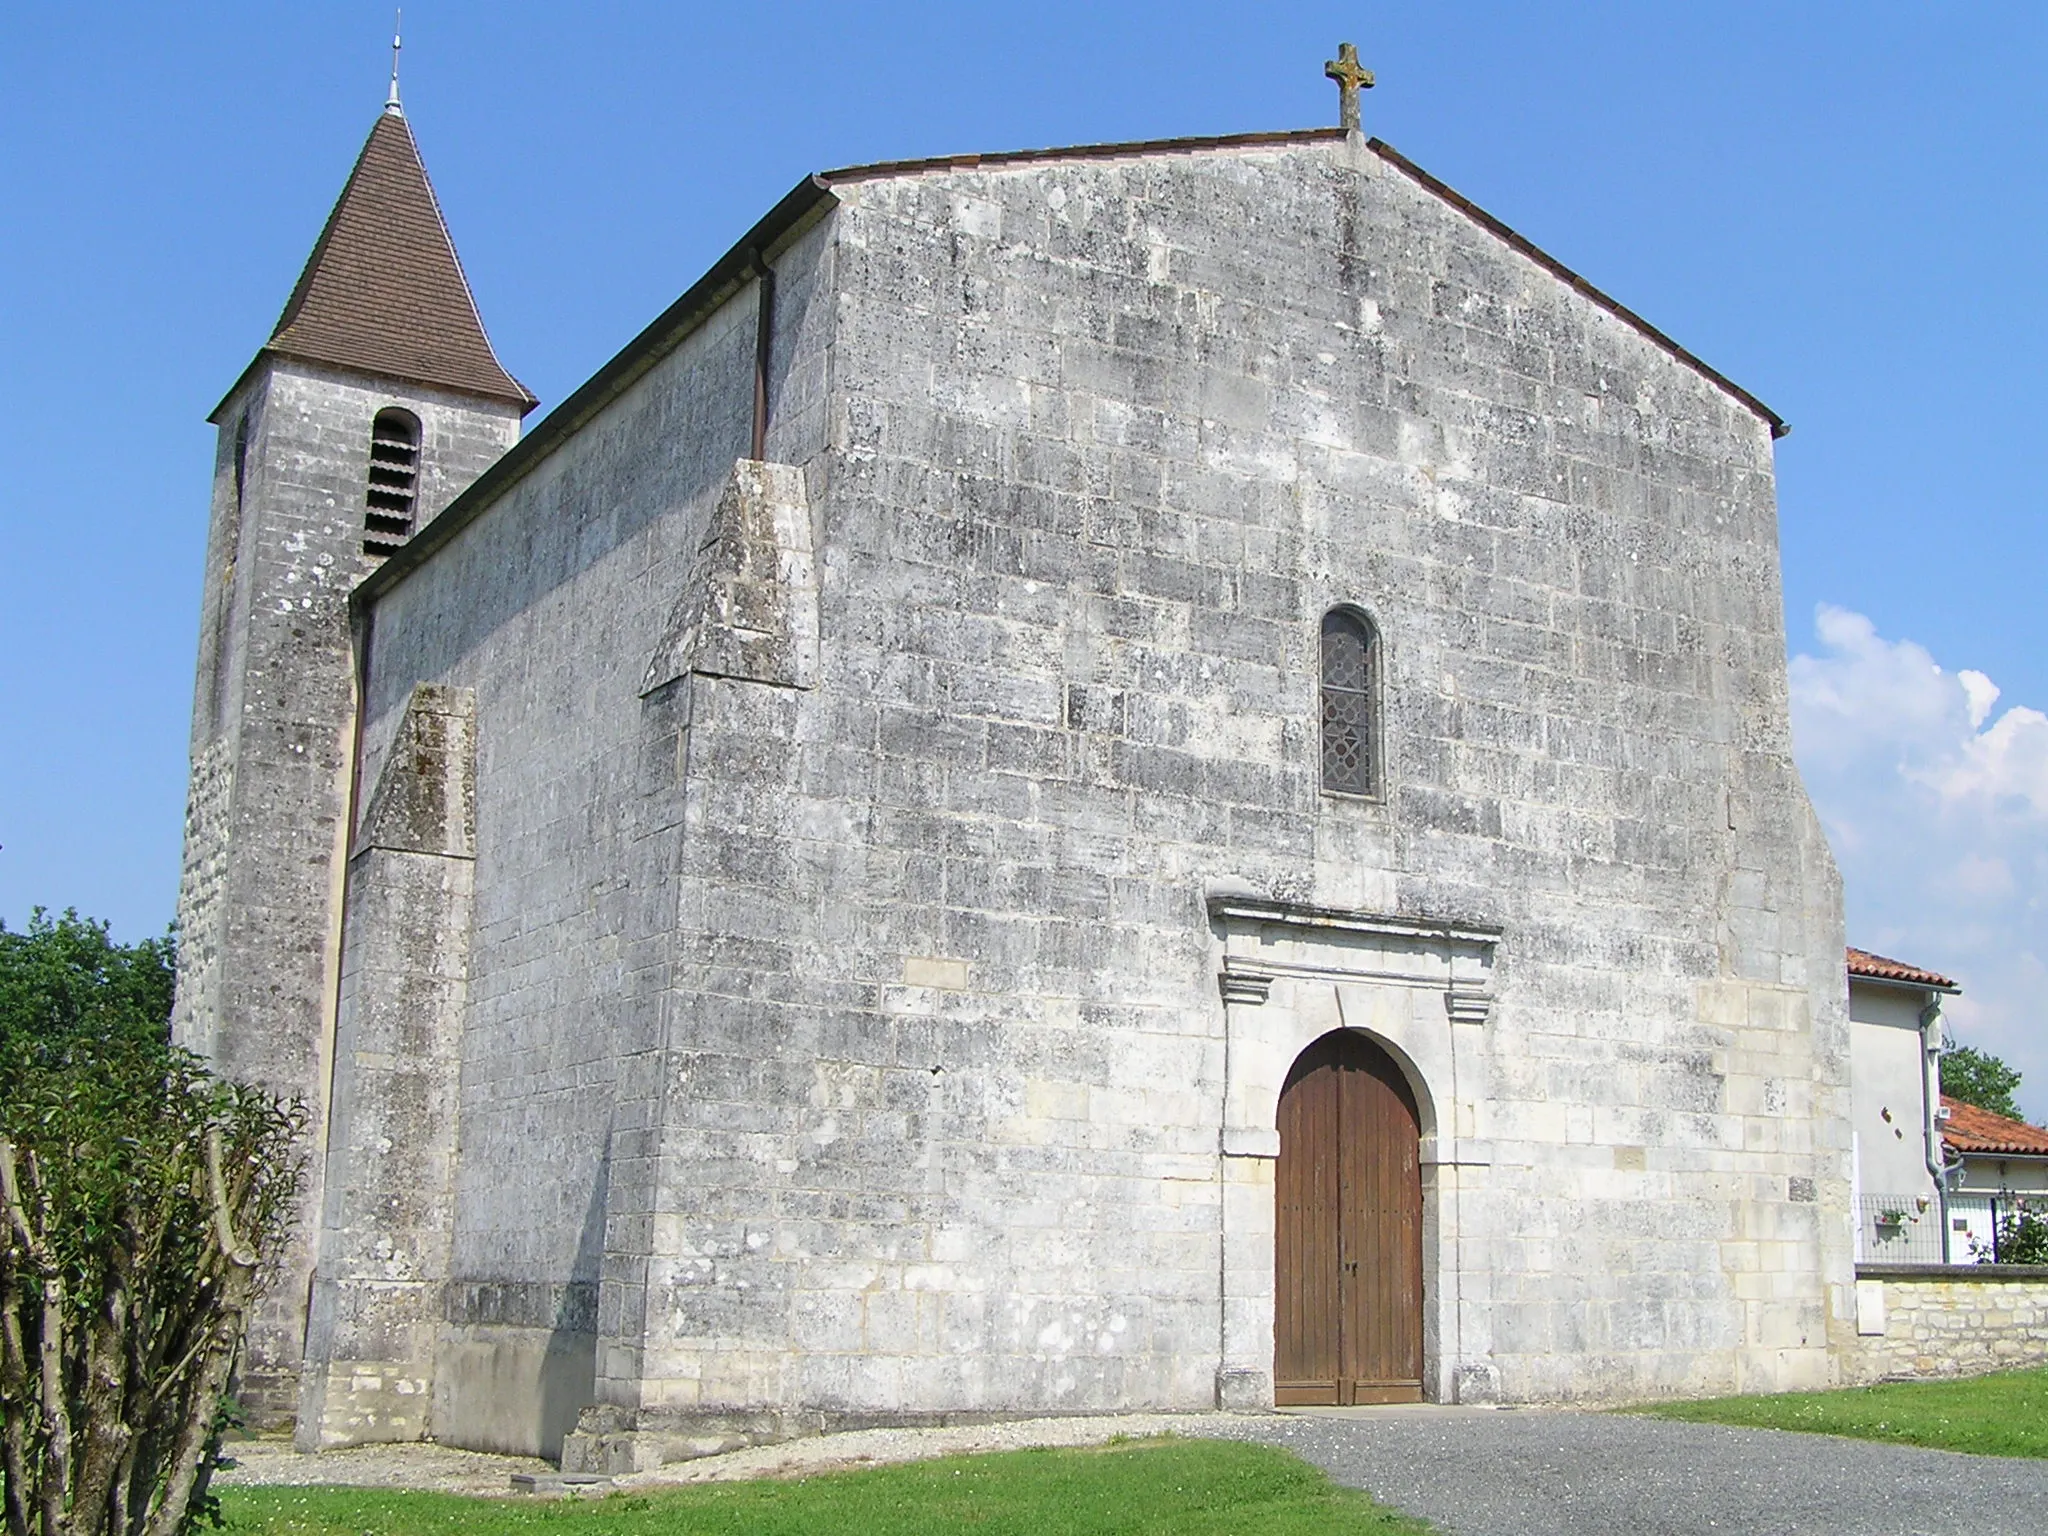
xmin=363 ymin=408 xmax=421 ymax=557
xmin=1320 ymin=607 xmax=1380 ymax=797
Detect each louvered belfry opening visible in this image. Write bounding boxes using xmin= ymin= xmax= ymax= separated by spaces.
xmin=364 ymin=408 xmax=422 ymax=557
xmin=1320 ymin=608 xmax=1379 ymax=797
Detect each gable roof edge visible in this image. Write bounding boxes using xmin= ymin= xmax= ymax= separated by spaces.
xmin=1366 ymin=139 xmax=1787 ymax=439
xmin=353 ymin=174 xmax=839 ymax=613
xmin=815 ymin=126 xmax=1786 ymax=439
xmin=352 ymin=123 xmax=1794 ymax=613
xmin=817 ymin=126 xmax=1348 ymax=184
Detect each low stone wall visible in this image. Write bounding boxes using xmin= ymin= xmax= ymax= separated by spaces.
xmin=1848 ymin=1264 xmax=2048 ymax=1382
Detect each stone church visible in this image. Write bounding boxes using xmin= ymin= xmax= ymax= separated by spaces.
xmin=175 ymin=57 xmax=1851 ymax=1467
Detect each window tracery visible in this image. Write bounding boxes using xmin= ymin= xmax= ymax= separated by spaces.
xmin=1320 ymin=607 xmax=1379 ymax=797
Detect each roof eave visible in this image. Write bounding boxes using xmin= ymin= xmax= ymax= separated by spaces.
xmin=1848 ymin=968 xmax=1961 ymax=997
xmin=1947 ymin=1143 xmax=2048 ymax=1159
xmin=351 ymin=174 xmax=840 ymax=614
xmin=208 ymin=346 xmax=537 ymax=425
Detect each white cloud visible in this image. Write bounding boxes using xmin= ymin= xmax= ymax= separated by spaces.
xmin=1789 ymin=603 xmax=2048 ymax=821
xmin=1940 ymin=853 xmax=2017 ymax=904
xmin=1960 ymin=670 xmax=2001 ymax=730
xmin=1787 ymin=605 xmax=1959 ymax=768
xmin=1925 ymin=704 xmax=2048 ymax=818
xmin=1789 ymin=606 xmax=2048 ymax=1121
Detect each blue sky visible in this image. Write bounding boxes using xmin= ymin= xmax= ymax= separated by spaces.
xmin=3 ymin=4 xmax=2043 ymax=1110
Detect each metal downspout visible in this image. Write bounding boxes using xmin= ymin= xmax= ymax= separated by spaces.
xmin=1920 ymin=995 xmax=1950 ymax=1262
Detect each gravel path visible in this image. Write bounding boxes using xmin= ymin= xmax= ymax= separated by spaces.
xmin=1250 ymin=1408 xmax=2048 ymax=1536
xmin=614 ymin=1412 xmax=1249 ymax=1486
xmin=221 ymin=1407 xmax=2048 ymax=1533
xmin=217 ymin=1414 xmax=1238 ymax=1494
xmin=220 ymin=1440 xmax=552 ymax=1497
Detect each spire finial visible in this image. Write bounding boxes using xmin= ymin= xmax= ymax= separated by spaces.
xmin=385 ymin=11 xmax=403 ymax=116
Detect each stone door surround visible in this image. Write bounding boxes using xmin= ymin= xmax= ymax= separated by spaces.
xmin=1208 ymin=891 xmax=1502 ymax=1407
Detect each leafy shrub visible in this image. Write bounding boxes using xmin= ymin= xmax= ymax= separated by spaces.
xmin=1981 ymin=1201 xmax=2048 ymax=1267
xmin=0 ymin=910 xmax=302 ymax=1536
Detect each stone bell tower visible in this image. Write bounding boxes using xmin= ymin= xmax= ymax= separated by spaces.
xmin=172 ymin=83 xmax=534 ymax=1422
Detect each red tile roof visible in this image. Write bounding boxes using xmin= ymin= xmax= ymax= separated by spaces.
xmin=1942 ymin=1096 xmax=2048 ymax=1156
xmin=260 ymin=112 xmax=534 ymax=411
xmin=1847 ymin=946 xmax=1957 ymax=990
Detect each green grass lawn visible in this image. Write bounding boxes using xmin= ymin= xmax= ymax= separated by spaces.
xmin=1636 ymin=1366 xmax=2048 ymax=1458
xmin=219 ymin=1438 xmax=1433 ymax=1536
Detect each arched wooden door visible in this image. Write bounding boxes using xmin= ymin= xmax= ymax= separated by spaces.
xmin=1274 ymin=1030 xmax=1423 ymax=1405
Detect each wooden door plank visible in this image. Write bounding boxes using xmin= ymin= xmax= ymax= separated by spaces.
xmin=1274 ymin=1039 xmax=1342 ymax=1398
xmin=1333 ymin=1034 xmax=1424 ymax=1400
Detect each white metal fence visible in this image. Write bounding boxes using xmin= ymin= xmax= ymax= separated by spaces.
xmin=1857 ymin=1191 xmax=2047 ymax=1264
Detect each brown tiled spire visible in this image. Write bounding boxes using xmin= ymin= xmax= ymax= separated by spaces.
xmin=266 ymin=111 xmax=535 ymax=411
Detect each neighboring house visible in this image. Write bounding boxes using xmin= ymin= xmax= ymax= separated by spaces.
xmin=1847 ymin=948 xmax=1956 ymax=1263
xmin=1941 ymin=1096 xmax=2048 ymax=1263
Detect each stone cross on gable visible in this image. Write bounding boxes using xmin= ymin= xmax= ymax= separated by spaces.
xmin=1325 ymin=41 xmax=1374 ymax=132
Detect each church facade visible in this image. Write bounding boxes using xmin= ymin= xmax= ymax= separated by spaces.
xmin=177 ymin=89 xmax=1852 ymax=1467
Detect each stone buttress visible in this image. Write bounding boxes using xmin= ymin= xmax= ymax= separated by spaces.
xmin=297 ymin=684 xmax=478 ymax=1446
